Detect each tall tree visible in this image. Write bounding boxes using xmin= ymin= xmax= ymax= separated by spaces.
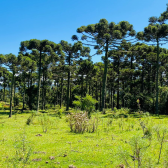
xmin=20 ymin=55 xmax=36 ymax=111
xmin=137 ymin=16 xmax=168 ymax=115
xmin=4 ymin=54 xmax=21 ymax=117
xmin=60 ymin=40 xmax=90 ymax=111
xmin=72 ymin=18 xmax=136 ymax=112
xmin=0 ymin=67 xmax=10 ymax=102
xmin=20 ymin=39 xmax=61 ymax=112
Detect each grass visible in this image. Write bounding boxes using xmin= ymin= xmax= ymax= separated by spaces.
xmin=1 ymin=106 xmax=168 ymax=167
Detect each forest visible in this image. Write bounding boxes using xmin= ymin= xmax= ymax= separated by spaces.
xmin=1 ymin=6 xmax=168 ymax=116
xmin=1 ymin=3 xmax=168 ymax=168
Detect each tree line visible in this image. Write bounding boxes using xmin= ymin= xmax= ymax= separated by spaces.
xmin=1 ymin=4 xmax=168 ymax=117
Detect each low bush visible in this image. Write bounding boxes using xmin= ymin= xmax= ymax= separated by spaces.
xmin=38 ymin=114 xmax=53 ymax=133
xmin=73 ymin=95 xmax=98 ymax=118
xmin=26 ymin=111 xmax=37 ymax=125
xmin=67 ymin=111 xmax=98 ymax=133
xmin=10 ymin=133 xmax=32 ymax=167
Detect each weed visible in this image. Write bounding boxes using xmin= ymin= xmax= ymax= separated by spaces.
xmin=157 ymin=127 xmax=167 ymax=164
xmin=118 ymin=116 xmax=124 ymax=131
xmin=153 ymin=125 xmax=161 ymax=141
xmin=10 ymin=132 xmax=32 ymax=168
xmin=68 ymin=111 xmax=89 ymax=133
xmin=87 ymin=115 xmax=99 ymax=133
xmin=68 ymin=111 xmax=98 ymax=133
xmin=130 ymin=135 xmax=149 ymax=168
xmin=58 ymin=108 xmax=63 ymax=118
xmin=39 ymin=114 xmax=53 ymax=133
xmin=117 ymin=147 xmax=131 ymax=168
xmin=26 ymin=111 xmax=37 ymax=125
xmin=163 ymin=144 xmax=168 ymax=167
xmin=139 ymin=119 xmax=146 ymax=135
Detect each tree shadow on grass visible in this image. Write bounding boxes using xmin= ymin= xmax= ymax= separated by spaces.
xmin=151 ymin=115 xmax=168 ymax=119
xmin=101 ymin=111 xmax=168 ymax=119
xmin=0 ymin=111 xmax=9 ymax=115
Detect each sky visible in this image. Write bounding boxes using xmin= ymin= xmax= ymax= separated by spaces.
xmin=0 ymin=0 xmax=168 ymax=63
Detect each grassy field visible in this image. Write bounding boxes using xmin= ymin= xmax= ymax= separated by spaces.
xmin=1 ymin=105 xmax=168 ymax=167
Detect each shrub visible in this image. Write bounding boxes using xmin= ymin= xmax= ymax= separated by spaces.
xmin=130 ymin=135 xmax=149 ymax=167
xmin=10 ymin=133 xmax=32 ymax=167
xmin=73 ymin=94 xmax=98 ymax=118
xmin=68 ymin=112 xmax=89 ymax=133
xmin=67 ymin=111 xmax=98 ymax=133
xmin=26 ymin=111 xmax=37 ymax=125
xmin=58 ymin=108 xmax=63 ymax=118
xmin=38 ymin=114 xmax=53 ymax=133
xmin=87 ymin=115 xmax=99 ymax=133
xmin=3 ymin=104 xmax=10 ymax=110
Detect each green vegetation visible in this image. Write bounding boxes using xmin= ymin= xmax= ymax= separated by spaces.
xmin=1 ymin=103 xmax=168 ymax=167
xmin=2 ymin=3 xmax=168 ymax=168
xmin=73 ymin=94 xmax=97 ymax=118
xmin=1 ymin=5 xmax=168 ymax=116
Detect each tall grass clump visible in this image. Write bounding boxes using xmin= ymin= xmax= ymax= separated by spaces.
xmin=130 ymin=135 xmax=150 ymax=168
xmin=8 ymin=133 xmax=32 ymax=168
xmin=153 ymin=125 xmax=168 ymax=164
xmin=67 ymin=111 xmax=98 ymax=133
xmin=38 ymin=114 xmax=53 ymax=133
xmin=26 ymin=111 xmax=37 ymax=125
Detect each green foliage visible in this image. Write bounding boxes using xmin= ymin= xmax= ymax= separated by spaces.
xmin=114 ymin=108 xmax=130 ymax=118
xmin=11 ymin=133 xmax=32 ymax=168
xmin=73 ymin=94 xmax=97 ymax=118
xmin=2 ymin=110 xmax=168 ymax=167
xmin=58 ymin=108 xmax=63 ymax=118
xmin=129 ymin=135 xmax=149 ymax=167
xmin=159 ymin=86 xmax=168 ymax=114
xmin=38 ymin=114 xmax=53 ymax=133
xmin=14 ymin=94 xmax=20 ymax=107
xmin=26 ymin=111 xmax=37 ymax=125
xmin=117 ymin=147 xmax=131 ymax=168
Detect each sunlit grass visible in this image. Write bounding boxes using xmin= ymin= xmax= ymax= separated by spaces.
xmin=0 ymin=107 xmax=168 ymax=167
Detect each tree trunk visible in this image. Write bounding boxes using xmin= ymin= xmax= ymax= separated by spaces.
xmin=86 ymin=77 xmax=88 ymax=96
xmin=89 ymin=80 xmax=91 ymax=95
xmin=54 ymin=80 xmax=56 ymax=107
xmin=122 ymin=81 xmax=125 ymax=107
xmin=42 ymin=71 xmax=45 ymax=110
xmin=96 ymin=81 xmax=98 ymax=110
xmin=111 ymin=84 xmax=113 ymax=110
xmin=141 ymin=67 xmax=144 ymax=93
xmin=9 ymin=71 xmax=15 ymax=117
xmin=22 ymin=73 xmax=26 ymax=112
xmin=81 ymin=74 xmax=84 ymax=98
xmin=100 ymin=82 xmax=101 ymax=111
xmin=113 ymin=89 xmax=115 ymax=109
xmin=66 ymin=54 xmax=71 ymax=111
xmin=70 ymin=84 xmax=72 ymax=107
xmin=3 ymin=77 xmax=6 ymax=102
xmin=60 ymin=77 xmax=63 ymax=108
xmin=130 ymin=55 xmax=133 ymax=93
xmin=101 ymin=40 xmax=109 ymax=112
xmin=14 ymin=79 xmax=16 ymax=107
xmin=148 ymin=64 xmax=151 ymax=94
xmin=56 ymin=79 xmax=59 ymax=105
xmin=117 ymin=55 xmax=120 ymax=109
xmin=37 ymin=50 xmax=42 ymax=112
xmin=155 ymin=38 xmax=159 ymax=115
xmin=44 ymin=75 xmax=46 ymax=110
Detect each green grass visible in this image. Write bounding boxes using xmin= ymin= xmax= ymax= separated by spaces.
xmin=1 ymin=108 xmax=168 ymax=167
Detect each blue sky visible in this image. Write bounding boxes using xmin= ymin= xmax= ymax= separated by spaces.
xmin=0 ymin=0 xmax=168 ymax=63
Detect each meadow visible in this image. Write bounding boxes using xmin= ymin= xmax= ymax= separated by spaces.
xmin=1 ymin=103 xmax=168 ymax=168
